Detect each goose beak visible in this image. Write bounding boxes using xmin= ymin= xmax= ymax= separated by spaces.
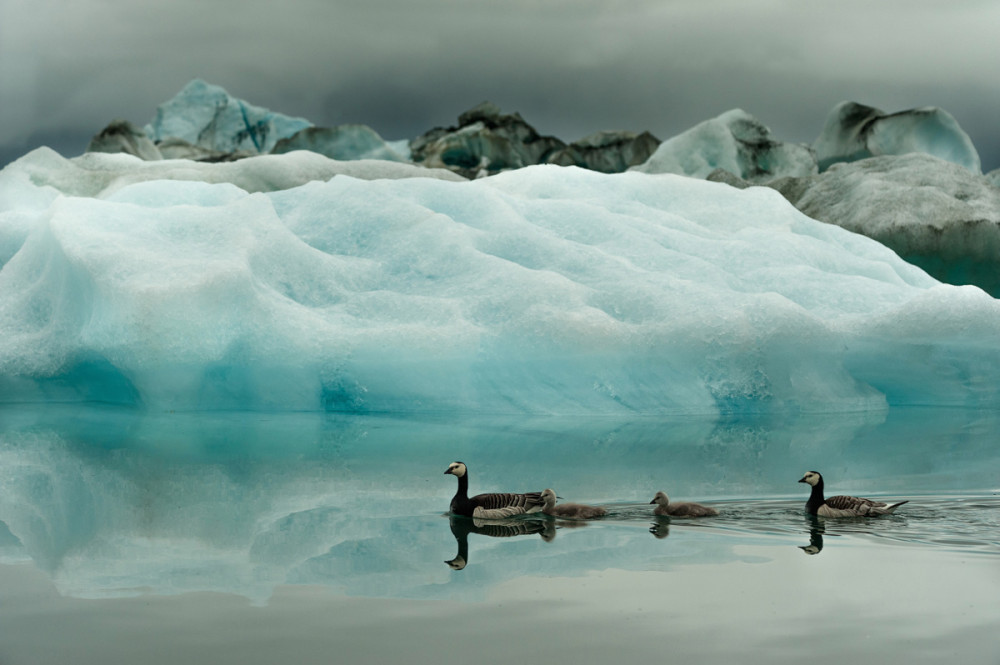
xmin=649 ymin=498 xmax=656 ymax=504
xmin=444 ymin=469 xmax=451 ymax=475
xmin=797 ymin=476 xmax=807 ymax=483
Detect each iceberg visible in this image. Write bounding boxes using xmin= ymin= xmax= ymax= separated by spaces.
xmin=271 ymin=125 xmax=409 ymax=163
xmin=547 ymin=130 xmax=661 ymax=174
xmin=86 ymin=120 xmax=163 ymax=161
xmin=813 ymin=102 xmax=981 ymax=173
xmin=409 ymin=101 xmax=566 ymax=178
xmin=4 ymin=148 xmax=1000 ymax=415
xmin=769 ymin=153 xmax=1000 ymax=296
xmin=144 ymin=79 xmax=313 ymax=155
xmin=630 ymin=109 xmax=817 ymax=182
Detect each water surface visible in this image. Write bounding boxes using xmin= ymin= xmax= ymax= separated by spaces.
xmin=0 ymin=406 xmax=997 ymax=664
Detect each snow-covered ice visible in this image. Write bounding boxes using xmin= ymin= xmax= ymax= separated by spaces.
xmin=4 ymin=148 xmax=1000 ymax=414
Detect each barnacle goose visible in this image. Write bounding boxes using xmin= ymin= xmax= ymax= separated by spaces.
xmin=444 ymin=461 xmax=544 ymax=519
xmin=798 ymin=471 xmax=909 ymax=517
xmin=650 ymin=491 xmax=719 ymax=517
xmin=540 ymin=488 xmax=607 ymax=519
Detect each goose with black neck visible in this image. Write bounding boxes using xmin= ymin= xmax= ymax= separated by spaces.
xmin=799 ymin=471 xmax=909 ymax=518
xmin=444 ymin=461 xmax=545 ymax=519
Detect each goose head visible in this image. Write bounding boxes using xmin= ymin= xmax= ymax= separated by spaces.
xmin=444 ymin=461 xmax=467 ymax=477
xmin=540 ymin=488 xmax=557 ymax=508
xmin=445 ymin=555 xmax=467 ymax=570
xmin=650 ymin=491 xmax=669 ymax=506
xmin=798 ymin=471 xmax=822 ymax=486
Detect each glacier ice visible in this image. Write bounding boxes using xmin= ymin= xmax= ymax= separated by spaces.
xmin=144 ymin=79 xmax=313 ymax=155
xmin=1 ymin=147 xmax=461 ymax=200
xmin=271 ymin=125 xmax=409 ymax=163
xmin=770 ymin=153 xmax=1000 ymax=296
xmin=87 ymin=120 xmax=163 ymax=161
xmin=4 ymin=149 xmax=1000 ymax=414
xmin=409 ymin=101 xmax=567 ymax=178
xmin=630 ymin=109 xmax=817 ymax=182
xmin=813 ymin=101 xmax=981 ymax=174
xmin=547 ymin=130 xmax=661 ymax=174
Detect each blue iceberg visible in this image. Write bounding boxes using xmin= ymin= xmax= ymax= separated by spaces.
xmin=813 ymin=102 xmax=982 ymax=174
xmin=2 ymin=148 xmax=1000 ymax=415
xmin=144 ymin=79 xmax=313 ymax=155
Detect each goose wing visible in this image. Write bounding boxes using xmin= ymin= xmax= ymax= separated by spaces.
xmin=470 ymin=491 xmax=544 ymax=519
xmin=821 ymin=494 xmax=887 ymax=517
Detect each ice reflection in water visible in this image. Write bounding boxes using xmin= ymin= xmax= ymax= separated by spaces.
xmin=0 ymin=404 xmax=997 ymax=603
xmin=0 ymin=405 xmax=998 ymax=665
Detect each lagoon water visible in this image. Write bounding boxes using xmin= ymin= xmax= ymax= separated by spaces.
xmin=6 ymin=96 xmax=1000 ymax=665
xmin=0 ymin=405 xmax=997 ymax=665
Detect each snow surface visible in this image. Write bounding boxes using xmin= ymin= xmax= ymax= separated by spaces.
xmin=3 ymin=149 xmax=1000 ymax=415
xmin=813 ymin=102 xmax=981 ymax=174
xmin=631 ymin=109 xmax=817 ymax=182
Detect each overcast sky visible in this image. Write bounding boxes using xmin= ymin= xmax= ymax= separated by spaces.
xmin=2 ymin=0 xmax=998 ymax=170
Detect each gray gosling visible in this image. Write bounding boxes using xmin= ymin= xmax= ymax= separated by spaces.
xmin=799 ymin=471 xmax=908 ymax=518
xmin=650 ymin=491 xmax=718 ymax=517
xmin=540 ymin=488 xmax=607 ymax=519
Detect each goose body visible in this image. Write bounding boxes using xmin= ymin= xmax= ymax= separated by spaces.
xmin=540 ymin=488 xmax=607 ymax=519
xmin=650 ymin=491 xmax=718 ymax=517
xmin=798 ymin=471 xmax=908 ymax=517
xmin=444 ymin=461 xmax=544 ymax=519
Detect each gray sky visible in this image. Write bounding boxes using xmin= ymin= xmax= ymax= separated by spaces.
xmin=2 ymin=0 xmax=998 ymax=171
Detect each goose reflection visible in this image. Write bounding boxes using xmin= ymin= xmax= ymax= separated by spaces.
xmin=799 ymin=515 xmax=825 ymax=555
xmin=649 ymin=521 xmax=670 ymax=539
xmin=445 ymin=515 xmax=555 ymax=570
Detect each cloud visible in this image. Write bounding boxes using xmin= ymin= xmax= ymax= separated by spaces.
xmin=2 ymin=0 xmax=998 ymax=169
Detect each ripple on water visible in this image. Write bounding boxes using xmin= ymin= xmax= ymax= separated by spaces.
xmin=570 ymin=495 xmax=1000 ymax=556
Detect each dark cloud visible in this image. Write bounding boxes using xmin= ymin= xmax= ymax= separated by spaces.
xmin=2 ymin=0 xmax=998 ymax=170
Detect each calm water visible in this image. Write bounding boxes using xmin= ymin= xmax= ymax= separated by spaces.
xmin=0 ymin=406 xmax=997 ymax=664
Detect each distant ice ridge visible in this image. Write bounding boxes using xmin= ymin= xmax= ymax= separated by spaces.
xmin=271 ymin=125 xmax=410 ymax=163
xmin=3 ymin=149 xmax=1000 ymax=414
xmin=630 ymin=109 xmax=817 ymax=182
xmin=144 ymin=79 xmax=313 ymax=154
xmin=813 ymin=102 xmax=981 ymax=173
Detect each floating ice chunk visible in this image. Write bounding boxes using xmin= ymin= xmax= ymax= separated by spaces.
xmin=87 ymin=120 xmax=163 ymax=161
xmin=547 ymin=130 xmax=661 ymax=173
xmin=409 ymin=101 xmax=566 ymax=178
xmin=272 ymin=125 xmax=410 ymax=162
xmin=144 ymin=79 xmax=313 ymax=154
xmin=5 ymin=159 xmax=1000 ymax=414
xmin=770 ymin=153 xmax=1000 ymax=296
xmin=630 ymin=109 xmax=817 ymax=182
xmin=813 ymin=101 xmax=981 ymax=173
